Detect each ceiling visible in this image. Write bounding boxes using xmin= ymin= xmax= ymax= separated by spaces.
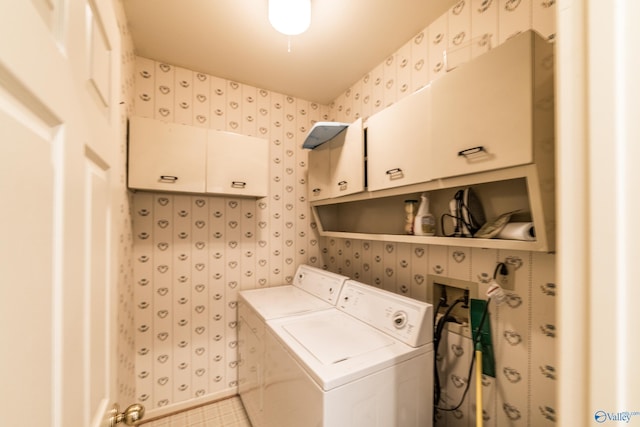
xmin=123 ymin=0 xmax=458 ymax=104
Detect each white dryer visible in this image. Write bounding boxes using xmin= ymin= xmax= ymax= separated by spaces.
xmin=237 ymin=265 xmax=348 ymax=427
xmin=264 ymin=280 xmax=434 ymax=427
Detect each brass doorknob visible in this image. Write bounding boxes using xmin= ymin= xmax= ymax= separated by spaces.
xmin=110 ymin=403 xmax=145 ymax=426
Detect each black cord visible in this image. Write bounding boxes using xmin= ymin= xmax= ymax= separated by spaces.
xmin=433 ymin=297 xmax=445 ymax=326
xmin=434 ymin=297 xmax=492 ymax=413
xmin=431 ymin=298 xmax=444 ymax=406
xmin=440 ymin=211 xmax=475 ymax=238
xmin=433 ymin=298 xmax=465 ymax=405
xmin=439 ymin=189 xmax=481 ymax=237
xmin=431 ymin=289 xmax=450 ymax=405
xmin=493 ymin=262 xmax=508 ymax=279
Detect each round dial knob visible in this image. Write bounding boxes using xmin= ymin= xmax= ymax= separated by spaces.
xmin=393 ymin=311 xmax=408 ymax=329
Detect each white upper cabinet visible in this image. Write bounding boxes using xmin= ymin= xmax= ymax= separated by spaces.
xmin=307 ymin=118 xmax=364 ymax=200
xmin=366 ymin=86 xmax=432 ymax=191
xmin=128 ymin=116 xmax=269 ymax=197
xmin=128 ymin=116 xmax=207 ymax=193
xmin=430 ymin=31 xmax=551 ymax=179
xmin=206 ymin=130 xmax=268 ymax=197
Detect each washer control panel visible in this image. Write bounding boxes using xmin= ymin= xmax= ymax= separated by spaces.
xmin=392 ymin=311 xmax=408 ymax=329
xmin=338 ymin=280 xmax=433 ymax=347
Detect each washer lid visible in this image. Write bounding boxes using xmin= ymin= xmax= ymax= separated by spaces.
xmin=283 ymin=315 xmax=395 ymax=364
xmin=269 ymin=310 xmax=431 ymax=391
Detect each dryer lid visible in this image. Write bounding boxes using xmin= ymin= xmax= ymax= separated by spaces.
xmin=282 ymin=314 xmax=395 ymax=365
xmin=240 ymin=286 xmax=332 ymax=320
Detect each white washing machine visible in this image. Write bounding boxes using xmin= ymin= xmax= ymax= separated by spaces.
xmin=264 ymin=280 xmax=434 ymax=427
xmin=237 ymin=265 xmax=348 ymax=427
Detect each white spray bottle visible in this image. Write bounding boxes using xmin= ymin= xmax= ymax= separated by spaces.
xmin=413 ymin=192 xmax=436 ymax=236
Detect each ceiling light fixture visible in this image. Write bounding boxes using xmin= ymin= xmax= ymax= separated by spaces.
xmin=268 ymin=0 xmax=311 ymax=36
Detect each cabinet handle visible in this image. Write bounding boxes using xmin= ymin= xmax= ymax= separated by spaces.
xmin=457 ymin=146 xmax=486 ymax=157
xmin=386 ymin=168 xmax=404 ymax=180
xmin=312 ymin=188 xmax=321 ymax=194
xmin=337 ymin=180 xmax=348 ymax=188
xmin=231 ymin=181 xmax=247 ymax=189
xmin=159 ymin=175 xmax=178 ymax=183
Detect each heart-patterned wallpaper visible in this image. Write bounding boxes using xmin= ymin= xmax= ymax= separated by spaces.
xmin=131 ymin=57 xmax=330 ymax=412
xmin=119 ymin=0 xmax=558 ymax=424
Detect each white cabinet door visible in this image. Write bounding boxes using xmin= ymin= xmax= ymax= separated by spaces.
xmin=430 ymin=31 xmax=535 ymax=178
xmin=307 ymin=119 xmax=364 ymax=200
xmin=207 ymin=130 xmax=268 ymax=197
xmin=330 ymin=118 xmax=364 ymax=198
xmin=308 ymin=143 xmax=332 ymax=200
xmin=128 ymin=117 xmax=207 ymax=192
xmin=367 ymin=86 xmax=432 ymax=191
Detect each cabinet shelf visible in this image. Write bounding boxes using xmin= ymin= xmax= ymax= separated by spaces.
xmin=310 ymin=230 xmax=545 ymax=251
xmin=311 ymin=164 xmax=555 ymax=252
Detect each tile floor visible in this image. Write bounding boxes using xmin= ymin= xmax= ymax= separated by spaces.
xmin=139 ymin=396 xmax=252 ymax=427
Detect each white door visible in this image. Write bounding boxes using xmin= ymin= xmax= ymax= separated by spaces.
xmin=0 ymin=2 xmax=124 ymax=427
xmin=556 ymin=1 xmax=640 ymax=425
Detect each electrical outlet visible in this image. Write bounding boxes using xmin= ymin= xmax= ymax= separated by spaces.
xmin=495 ymin=262 xmax=514 ymax=290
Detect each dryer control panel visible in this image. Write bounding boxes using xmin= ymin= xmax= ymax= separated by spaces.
xmin=337 ymin=280 xmax=433 ymax=347
xmin=294 ymin=264 xmax=348 ymax=305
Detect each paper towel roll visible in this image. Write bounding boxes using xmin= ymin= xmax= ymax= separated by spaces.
xmin=496 ymin=222 xmax=536 ymax=241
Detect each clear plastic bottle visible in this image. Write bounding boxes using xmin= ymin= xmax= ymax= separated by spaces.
xmin=413 ymin=193 xmax=436 ymax=236
xmin=404 ymin=199 xmax=418 ymax=234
